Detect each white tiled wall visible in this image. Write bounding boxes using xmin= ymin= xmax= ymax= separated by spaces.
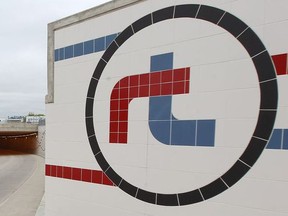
xmin=46 ymin=0 xmax=288 ymax=215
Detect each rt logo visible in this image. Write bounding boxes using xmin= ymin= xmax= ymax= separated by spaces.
xmin=86 ymin=4 xmax=278 ymax=206
xmin=109 ymin=52 xmax=216 ymax=147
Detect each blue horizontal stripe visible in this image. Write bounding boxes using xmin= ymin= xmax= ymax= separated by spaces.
xmin=266 ymin=128 xmax=288 ymax=150
xmin=54 ymin=33 xmax=119 ymax=62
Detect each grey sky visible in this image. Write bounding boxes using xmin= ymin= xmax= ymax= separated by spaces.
xmin=0 ymin=0 xmax=109 ymax=117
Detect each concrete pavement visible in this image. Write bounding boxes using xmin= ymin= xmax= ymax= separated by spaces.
xmin=35 ymin=195 xmax=45 ymax=216
xmin=0 ymin=149 xmax=44 ymax=216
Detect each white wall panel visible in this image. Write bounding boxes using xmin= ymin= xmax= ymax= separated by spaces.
xmin=46 ymin=0 xmax=288 ymax=215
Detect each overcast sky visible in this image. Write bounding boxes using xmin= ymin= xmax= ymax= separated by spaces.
xmin=0 ymin=0 xmax=110 ymax=117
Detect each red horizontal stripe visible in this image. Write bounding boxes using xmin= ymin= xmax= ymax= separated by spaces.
xmin=45 ymin=164 xmax=115 ymax=186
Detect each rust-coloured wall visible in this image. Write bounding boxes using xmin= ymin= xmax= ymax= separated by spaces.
xmin=0 ymin=135 xmax=38 ymax=154
xmin=0 ymin=126 xmax=45 ymax=156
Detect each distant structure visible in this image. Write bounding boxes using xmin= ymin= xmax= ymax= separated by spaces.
xmin=26 ymin=116 xmax=45 ymax=124
xmin=5 ymin=114 xmax=45 ymax=124
xmin=7 ymin=116 xmax=24 ymax=123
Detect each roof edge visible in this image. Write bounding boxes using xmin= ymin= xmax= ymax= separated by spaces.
xmin=48 ymin=0 xmax=145 ymax=31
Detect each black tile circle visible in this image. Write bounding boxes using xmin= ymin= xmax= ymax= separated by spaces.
xmin=85 ymin=4 xmax=278 ymax=206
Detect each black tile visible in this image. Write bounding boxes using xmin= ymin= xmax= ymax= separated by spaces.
xmin=88 ymin=135 xmax=100 ymax=155
xmin=92 ymin=59 xmax=106 ymax=80
xmin=136 ymin=189 xmax=156 ymax=204
xmin=156 ymin=194 xmax=178 ymax=206
xmin=102 ymin=41 xmax=118 ymax=62
xmin=119 ymin=180 xmax=138 ymax=197
xmin=221 ymin=160 xmax=250 ymax=187
xmin=238 ymin=27 xmax=266 ymax=57
xmin=152 ymin=6 xmax=174 ymax=24
xmin=116 ymin=26 xmax=134 ymax=47
xmin=253 ymin=51 xmax=277 ymax=82
xmin=197 ymin=5 xmax=225 ymax=24
xmin=132 ymin=14 xmax=152 ymax=33
xmin=218 ymin=12 xmax=248 ymax=37
xmin=254 ymin=110 xmax=277 ymax=140
xmin=105 ymin=167 xmax=121 ymax=186
xmin=260 ymin=79 xmax=278 ymax=110
xmin=239 ymin=136 xmax=267 ymax=167
xmin=178 ymin=190 xmax=203 ymax=206
xmin=95 ymin=152 xmax=109 ymax=172
xmin=85 ymin=98 xmax=94 ymax=117
xmin=85 ymin=117 xmax=95 ymax=137
xmin=200 ymin=178 xmax=227 ymax=200
xmin=87 ymin=78 xmax=98 ymax=98
xmin=174 ymin=4 xmax=200 ymax=18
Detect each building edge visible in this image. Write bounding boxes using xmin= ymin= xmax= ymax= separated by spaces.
xmin=45 ymin=0 xmax=146 ymax=104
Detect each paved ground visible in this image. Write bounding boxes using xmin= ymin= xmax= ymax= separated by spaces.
xmin=35 ymin=194 xmax=45 ymax=216
xmin=0 ymin=149 xmax=44 ymax=216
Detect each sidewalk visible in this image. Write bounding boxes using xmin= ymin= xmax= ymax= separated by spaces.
xmin=35 ymin=195 xmax=45 ymax=216
xmin=0 ymin=151 xmax=44 ymax=216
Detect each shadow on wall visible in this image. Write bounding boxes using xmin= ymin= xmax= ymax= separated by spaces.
xmin=0 ymin=125 xmax=45 ymax=157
